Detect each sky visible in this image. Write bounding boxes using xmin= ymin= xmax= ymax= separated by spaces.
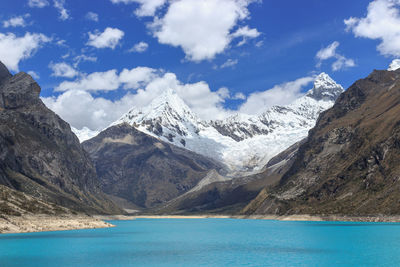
xmin=0 ymin=0 xmax=399 ymax=131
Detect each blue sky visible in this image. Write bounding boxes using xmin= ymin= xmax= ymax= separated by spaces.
xmin=0 ymin=0 xmax=398 ymax=131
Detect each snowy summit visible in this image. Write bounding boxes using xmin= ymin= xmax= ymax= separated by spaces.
xmin=103 ymin=73 xmax=344 ymax=174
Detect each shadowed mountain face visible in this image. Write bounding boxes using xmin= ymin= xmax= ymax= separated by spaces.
xmin=152 ymin=140 xmax=304 ymax=215
xmin=244 ymin=69 xmax=400 ymax=216
xmin=82 ymin=124 xmax=223 ymax=209
xmin=0 ymin=62 xmax=120 ymax=214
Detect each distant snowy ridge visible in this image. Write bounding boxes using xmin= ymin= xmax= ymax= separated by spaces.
xmin=388 ymin=59 xmax=400 ymax=71
xmin=72 ymin=127 xmax=99 ymax=142
xmin=110 ymin=73 xmax=344 ymax=174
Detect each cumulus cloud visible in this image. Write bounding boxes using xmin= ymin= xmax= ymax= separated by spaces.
xmin=53 ymin=0 xmax=69 ymax=20
xmin=119 ymin=67 xmax=158 ymax=89
xmin=232 ymin=25 xmax=261 ymax=46
xmin=28 ymin=0 xmax=49 ymax=8
xmin=345 ymin=0 xmax=400 ymax=57
xmin=316 ymin=41 xmax=355 ymax=71
xmin=43 ymin=90 xmax=137 ymax=130
xmin=0 ymin=32 xmax=50 ymax=72
xmin=87 ymin=27 xmax=124 ymax=49
xmin=127 ymin=72 xmax=232 ymax=120
xmin=110 ymin=0 xmax=167 ymax=17
xmin=316 ymin=41 xmax=339 ymax=61
xmin=55 ymin=67 xmax=159 ymax=92
xmin=46 ymin=65 xmax=324 ymax=131
xmin=150 ymin=0 xmax=260 ymax=62
xmin=239 ymin=76 xmax=315 ymax=115
xmin=55 ymin=70 xmax=120 ymax=91
xmin=49 ymin=62 xmax=79 ymax=78
xmin=46 ymin=66 xmax=236 ymax=130
xmin=3 ymin=15 xmax=30 ymax=28
xmin=128 ymin=41 xmax=149 ymax=53
xmin=85 ymin=12 xmax=99 ymax=22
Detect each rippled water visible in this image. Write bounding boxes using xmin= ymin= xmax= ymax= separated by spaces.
xmin=1 ymin=219 xmax=400 ymax=266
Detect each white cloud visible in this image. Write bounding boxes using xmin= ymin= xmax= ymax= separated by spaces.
xmin=255 ymin=40 xmax=263 ymax=47
xmin=315 ymin=41 xmax=356 ymax=71
xmin=85 ymin=12 xmax=99 ymax=22
xmin=43 ymin=90 xmax=138 ymax=131
xmin=49 ymin=62 xmax=79 ymax=78
xmin=119 ymin=67 xmax=158 ymax=89
xmin=47 ymin=66 xmax=326 ymax=131
xmin=28 ymin=0 xmax=49 ymax=8
xmin=73 ymin=54 xmax=97 ymax=67
xmin=316 ymin=41 xmax=339 ymax=61
xmin=332 ymin=55 xmax=355 ymax=71
xmin=220 ymin=58 xmax=238 ymax=68
xmin=3 ymin=15 xmax=30 ymax=28
xmin=232 ymin=25 xmax=261 ymax=46
xmin=0 ymin=32 xmax=50 ymax=72
xmin=345 ymin=0 xmax=400 ymax=57
xmin=53 ymin=0 xmax=70 ymax=20
xmin=55 ymin=67 xmax=158 ymax=92
xmin=87 ymin=27 xmax=124 ymax=49
xmin=233 ymin=92 xmax=246 ymax=100
xmin=55 ymin=70 xmax=120 ymax=91
xmin=128 ymin=41 xmax=149 ymax=53
xmin=150 ymin=0 xmax=260 ymax=62
xmin=239 ymin=76 xmax=314 ymax=115
xmin=27 ymin=70 xmax=40 ymax=79
xmin=129 ymin=72 xmax=232 ymax=120
xmin=48 ymin=67 xmax=235 ymax=130
xmin=110 ymin=0 xmax=167 ymax=17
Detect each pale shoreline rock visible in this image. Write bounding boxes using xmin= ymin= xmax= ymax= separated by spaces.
xmin=3 ymin=213 xmax=399 ymax=234
xmin=0 ymin=214 xmax=114 ymax=234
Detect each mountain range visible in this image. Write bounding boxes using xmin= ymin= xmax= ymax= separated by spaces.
xmin=70 ymin=72 xmax=344 ymax=212
xmin=75 ymin=72 xmax=343 ymax=177
xmin=4 ymin=57 xmax=400 ymax=221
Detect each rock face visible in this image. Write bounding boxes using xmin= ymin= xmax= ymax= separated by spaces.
xmin=244 ymin=69 xmax=400 ymax=216
xmin=0 ymin=62 xmax=120 ymax=214
xmin=82 ymin=123 xmax=223 ymax=209
xmin=154 ymin=140 xmax=304 ymax=214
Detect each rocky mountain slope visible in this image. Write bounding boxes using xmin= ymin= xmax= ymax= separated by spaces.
xmin=82 ymin=123 xmax=223 ymax=210
xmin=107 ymin=73 xmax=343 ymax=174
xmin=0 ymin=61 xmax=120 ymax=215
xmin=243 ymin=68 xmax=400 ymax=216
xmin=154 ymin=140 xmax=304 ymax=214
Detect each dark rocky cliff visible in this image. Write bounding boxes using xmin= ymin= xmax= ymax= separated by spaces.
xmin=0 ymin=61 xmax=120 ymax=214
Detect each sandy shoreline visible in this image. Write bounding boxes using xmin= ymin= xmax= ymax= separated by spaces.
xmin=0 ymin=214 xmax=115 ymax=234
xmin=97 ymin=214 xmax=400 ymax=222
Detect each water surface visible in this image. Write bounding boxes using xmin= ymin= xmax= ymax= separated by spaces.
xmin=1 ymin=219 xmax=400 ymax=266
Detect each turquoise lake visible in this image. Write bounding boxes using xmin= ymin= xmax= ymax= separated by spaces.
xmin=1 ymin=218 xmax=400 ymax=266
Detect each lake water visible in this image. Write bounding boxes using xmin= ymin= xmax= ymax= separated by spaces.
xmin=1 ymin=218 xmax=400 ymax=266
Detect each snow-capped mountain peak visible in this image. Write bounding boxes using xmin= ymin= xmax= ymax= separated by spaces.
xmin=104 ymin=73 xmax=344 ymax=175
xmin=388 ymin=59 xmax=400 ymax=71
xmin=112 ymin=88 xmax=201 ymax=143
xmin=306 ymin=72 xmax=344 ymax=101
